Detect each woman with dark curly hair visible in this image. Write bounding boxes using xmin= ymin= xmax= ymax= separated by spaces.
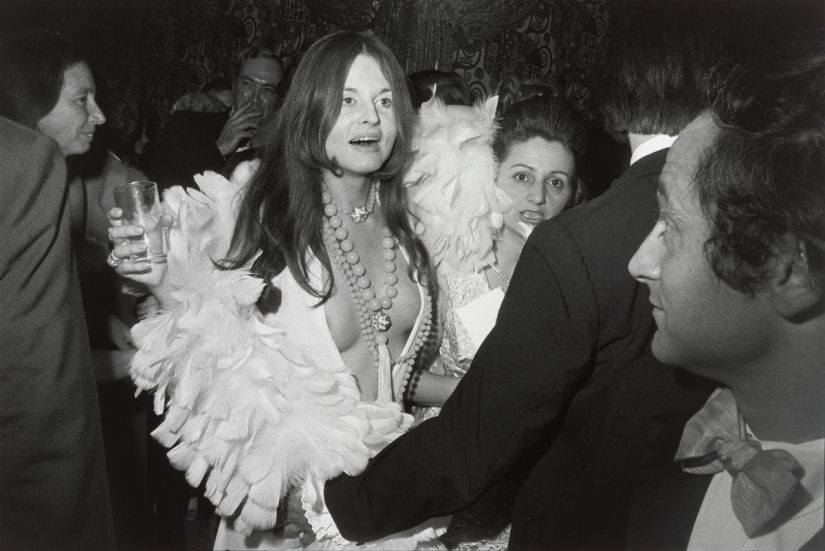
xmin=406 ymin=78 xmax=589 ymax=412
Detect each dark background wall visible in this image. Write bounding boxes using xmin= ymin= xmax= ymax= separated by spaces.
xmin=0 ymin=0 xmax=609 ymax=133
xmin=2 ymin=0 xmax=821 ymax=196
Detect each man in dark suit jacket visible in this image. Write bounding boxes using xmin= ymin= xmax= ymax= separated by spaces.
xmin=321 ymin=4 xmax=748 ymax=549
xmin=147 ymin=47 xmax=283 ymax=192
xmin=0 ymin=117 xmax=115 ymax=550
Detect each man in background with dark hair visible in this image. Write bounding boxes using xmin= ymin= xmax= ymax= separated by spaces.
xmin=321 ymin=3 xmax=743 ymax=549
xmin=147 ymin=46 xmax=283 ymax=192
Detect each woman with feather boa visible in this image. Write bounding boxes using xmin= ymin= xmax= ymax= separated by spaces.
xmin=108 ymin=31 xmax=587 ymax=549
xmin=108 ymin=31 xmax=445 ymax=549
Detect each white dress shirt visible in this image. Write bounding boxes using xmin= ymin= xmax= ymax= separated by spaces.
xmin=688 ymin=437 xmax=824 ymax=551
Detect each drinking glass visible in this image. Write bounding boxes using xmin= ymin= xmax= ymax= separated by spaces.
xmin=113 ymin=181 xmax=168 ymax=263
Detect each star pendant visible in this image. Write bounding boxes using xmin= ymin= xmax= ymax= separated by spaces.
xmin=372 ymin=311 xmax=392 ymax=332
xmin=350 ymin=206 xmax=369 ymax=223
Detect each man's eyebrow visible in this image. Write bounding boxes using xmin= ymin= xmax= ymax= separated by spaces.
xmin=655 ymin=175 xmax=671 ymax=210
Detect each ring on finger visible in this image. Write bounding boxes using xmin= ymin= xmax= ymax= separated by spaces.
xmin=107 ymin=250 xmax=124 ymax=268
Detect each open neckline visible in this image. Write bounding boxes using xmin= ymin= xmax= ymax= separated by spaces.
xmin=317 ymin=245 xmax=427 ymax=376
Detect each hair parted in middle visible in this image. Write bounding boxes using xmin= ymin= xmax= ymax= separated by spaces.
xmin=223 ymin=30 xmax=429 ymax=313
xmin=494 ymin=78 xmax=589 ymax=207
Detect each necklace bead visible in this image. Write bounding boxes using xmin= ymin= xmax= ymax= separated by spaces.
xmin=321 ymin=187 xmax=432 ymax=402
xmin=490 ymin=261 xmax=511 ymax=286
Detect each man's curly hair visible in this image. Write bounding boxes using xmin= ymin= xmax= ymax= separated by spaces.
xmin=695 ymin=32 xmax=825 ymax=296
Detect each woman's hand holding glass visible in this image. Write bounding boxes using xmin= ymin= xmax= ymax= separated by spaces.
xmin=107 ymin=207 xmax=178 ymax=308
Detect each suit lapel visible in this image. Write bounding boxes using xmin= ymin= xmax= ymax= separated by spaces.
xmin=626 ymin=409 xmax=713 ymax=551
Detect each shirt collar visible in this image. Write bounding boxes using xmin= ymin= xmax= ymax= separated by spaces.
xmin=630 ymin=134 xmax=677 ymax=165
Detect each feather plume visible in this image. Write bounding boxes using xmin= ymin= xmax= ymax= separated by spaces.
xmin=128 ymin=167 xmax=435 ymax=547
xmin=405 ymin=96 xmax=512 ymax=275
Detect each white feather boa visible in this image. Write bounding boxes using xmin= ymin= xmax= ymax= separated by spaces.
xmin=404 ymin=96 xmax=512 ymax=275
xmin=129 ymin=166 xmax=444 ymax=547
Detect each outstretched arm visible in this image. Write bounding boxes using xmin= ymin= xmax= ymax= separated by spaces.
xmin=325 ymin=222 xmax=600 ymax=542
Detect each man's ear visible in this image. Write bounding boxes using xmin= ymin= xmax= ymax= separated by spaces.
xmin=772 ymin=238 xmax=823 ymax=319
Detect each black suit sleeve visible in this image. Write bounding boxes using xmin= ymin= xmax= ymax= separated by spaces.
xmin=325 ymin=221 xmax=600 ymax=542
xmin=324 ymin=150 xmax=669 ymax=544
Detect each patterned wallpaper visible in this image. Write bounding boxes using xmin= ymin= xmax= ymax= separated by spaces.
xmin=133 ymin=0 xmax=608 ymax=130
xmin=0 ymin=0 xmax=609 ymax=132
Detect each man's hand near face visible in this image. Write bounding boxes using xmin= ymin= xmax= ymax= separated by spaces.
xmin=146 ymin=51 xmax=283 ymax=192
xmin=215 ymin=102 xmax=263 ymax=157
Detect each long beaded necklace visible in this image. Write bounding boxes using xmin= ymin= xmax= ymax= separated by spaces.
xmin=489 ymin=261 xmax=511 ymax=286
xmin=321 ymin=185 xmax=432 ymax=403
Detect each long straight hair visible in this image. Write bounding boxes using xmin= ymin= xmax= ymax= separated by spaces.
xmin=222 ymin=31 xmax=431 ymax=313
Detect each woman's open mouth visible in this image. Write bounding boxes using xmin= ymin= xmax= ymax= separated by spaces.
xmin=520 ymin=210 xmax=545 ymax=224
xmin=350 ymin=136 xmax=380 ymax=149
